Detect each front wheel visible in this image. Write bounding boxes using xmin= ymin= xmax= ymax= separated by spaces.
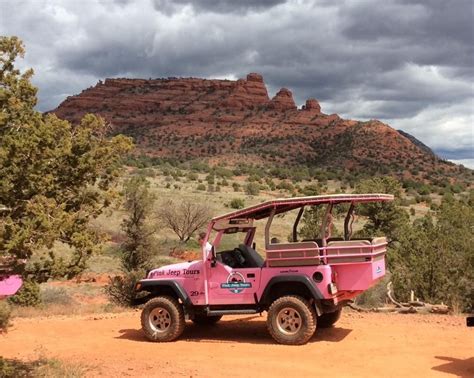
xmin=141 ymin=296 xmax=185 ymax=342
xmin=266 ymin=295 xmax=316 ymax=345
xmin=317 ymin=308 xmax=342 ymax=328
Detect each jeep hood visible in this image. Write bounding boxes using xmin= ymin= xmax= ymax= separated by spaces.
xmin=147 ymin=260 xmax=202 ymax=279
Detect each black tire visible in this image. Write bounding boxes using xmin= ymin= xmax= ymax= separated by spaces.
xmin=141 ymin=296 xmax=185 ymax=342
xmin=318 ymin=308 xmax=342 ymax=328
xmin=266 ymin=295 xmax=316 ymax=345
xmin=191 ymin=314 xmax=222 ymax=325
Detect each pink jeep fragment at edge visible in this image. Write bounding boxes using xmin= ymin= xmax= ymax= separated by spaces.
xmin=0 ymin=275 xmax=23 ymax=299
xmin=134 ymin=193 xmax=394 ymax=345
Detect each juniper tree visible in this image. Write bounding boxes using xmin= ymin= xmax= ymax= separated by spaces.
xmin=0 ymin=36 xmax=133 ymax=281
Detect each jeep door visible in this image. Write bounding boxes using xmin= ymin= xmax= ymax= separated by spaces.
xmin=207 ymin=231 xmax=262 ymax=305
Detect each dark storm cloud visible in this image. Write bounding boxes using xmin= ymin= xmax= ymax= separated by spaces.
xmin=341 ymin=1 xmax=474 ymax=75
xmin=436 ymin=148 xmax=473 ymax=160
xmin=0 ymin=0 xmax=472 ymax=164
xmin=152 ymin=0 xmax=287 ymax=15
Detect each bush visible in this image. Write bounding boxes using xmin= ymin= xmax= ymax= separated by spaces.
xmin=186 ymin=172 xmax=198 ymax=181
xmin=355 ymin=274 xmax=391 ymax=308
xmin=196 ymin=183 xmax=206 ymax=191
xmin=0 ymin=301 xmax=12 ymax=331
xmin=230 ymin=198 xmax=245 ymax=209
xmin=232 ymin=182 xmax=241 ymax=192
xmin=276 ymin=181 xmax=294 ymax=192
xmin=105 ymin=270 xmax=146 ymax=307
xmin=8 ymin=280 xmax=41 ymax=307
xmin=205 ymin=174 xmax=215 ymax=184
xmin=245 ymin=182 xmax=260 ymax=196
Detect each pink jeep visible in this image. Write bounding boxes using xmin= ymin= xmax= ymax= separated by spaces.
xmin=135 ymin=193 xmax=393 ymax=345
xmin=0 ymin=256 xmax=23 ymax=300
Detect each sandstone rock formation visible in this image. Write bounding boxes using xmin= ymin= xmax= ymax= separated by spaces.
xmin=269 ymin=88 xmax=297 ymax=110
xmin=303 ymin=98 xmax=321 ymax=113
xmin=51 ymin=73 xmax=463 ymax=180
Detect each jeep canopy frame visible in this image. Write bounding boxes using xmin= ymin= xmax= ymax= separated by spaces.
xmin=212 ymin=194 xmax=393 ymax=242
xmin=206 ymin=194 xmax=393 ymax=268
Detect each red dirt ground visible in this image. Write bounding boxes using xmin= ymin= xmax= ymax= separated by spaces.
xmin=1 ymin=311 xmax=472 ymax=377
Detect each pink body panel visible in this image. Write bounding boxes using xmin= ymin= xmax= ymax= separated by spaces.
xmin=145 ymin=241 xmax=387 ymax=306
xmin=0 ymin=275 xmax=23 ymax=298
xmin=147 ymin=261 xmax=207 ymax=305
xmin=147 ymin=261 xmax=341 ymax=305
xmin=332 ymin=257 xmax=386 ymax=291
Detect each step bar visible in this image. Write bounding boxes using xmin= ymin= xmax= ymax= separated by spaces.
xmin=207 ymin=309 xmax=258 ymax=316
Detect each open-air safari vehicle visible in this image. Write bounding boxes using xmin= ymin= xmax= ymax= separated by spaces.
xmin=135 ymin=193 xmax=393 ymax=345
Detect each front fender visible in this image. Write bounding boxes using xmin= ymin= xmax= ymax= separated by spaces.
xmin=134 ymin=279 xmax=192 ymax=307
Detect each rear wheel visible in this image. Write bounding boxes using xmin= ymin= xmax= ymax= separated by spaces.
xmin=141 ymin=296 xmax=185 ymax=342
xmin=191 ymin=314 xmax=222 ymax=325
xmin=266 ymin=295 xmax=316 ymax=345
xmin=318 ymin=308 xmax=342 ymax=328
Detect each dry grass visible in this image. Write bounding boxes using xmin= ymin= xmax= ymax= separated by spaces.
xmin=0 ymin=355 xmax=92 ymax=377
xmin=11 ymin=302 xmax=123 ymax=319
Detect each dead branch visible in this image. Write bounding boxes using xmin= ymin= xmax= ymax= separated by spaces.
xmin=349 ymin=282 xmax=450 ymax=315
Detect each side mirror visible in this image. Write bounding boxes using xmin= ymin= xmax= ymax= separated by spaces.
xmin=210 ymin=246 xmax=217 ymax=267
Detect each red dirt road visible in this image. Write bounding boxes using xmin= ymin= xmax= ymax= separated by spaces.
xmin=1 ymin=311 xmax=472 ymax=377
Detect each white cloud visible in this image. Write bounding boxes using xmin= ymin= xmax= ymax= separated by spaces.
xmin=449 ymin=159 xmax=474 ymax=169
xmin=384 ymin=98 xmax=474 ymax=156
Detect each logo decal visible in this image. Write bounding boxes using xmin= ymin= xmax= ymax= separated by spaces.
xmin=220 ymin=272 xmax=252 ymax=294
xmin=376 ymin=266 xmax=382 ymax=274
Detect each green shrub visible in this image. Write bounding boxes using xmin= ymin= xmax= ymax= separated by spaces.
xmin=186 ymin=172 xmax=198 ymax=181
xmin=196 ymin=183 xmax=206 ymax=191
xmin=355 ymin=274 xmax=391 ymax=308
xmin=8 ymin=281 xmax=41 ymax=307
xmin=301 ymin=184 xmax=320 ymax=196
xmin=205 ymin=174 xmax=215 ymax=184
xmin=276 ymin=181 xmax=294 ymax=192
xmin=232 ymin=182 xmax=241 ymax=192
xmin=105 ymin=270 xmax=146 ymax=307
xmin=0 ymin=301 xmax=12 ymax=331
xmin=185 ymin=238 xmax=200 ymax=250
xmin=230 ymin=198 xmax=245 ymax=209
xmin=245 ymin=182 xmax=260 ymax=196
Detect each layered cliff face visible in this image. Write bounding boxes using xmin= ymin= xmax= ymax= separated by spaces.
xmin=52 ymin=73 xmax=465 ymax=180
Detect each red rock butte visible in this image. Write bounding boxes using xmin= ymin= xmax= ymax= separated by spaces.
xmin=52 ymin=73 xmax=464 ymax=180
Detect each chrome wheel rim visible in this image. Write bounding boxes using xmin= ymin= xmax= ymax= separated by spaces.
xmin=276 ymin=307 xmax=302 ymax=335
xmin=149 ymin=307 xmax=171 ymax=332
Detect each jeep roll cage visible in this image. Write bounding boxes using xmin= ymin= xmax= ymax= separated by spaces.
xmin=204 ymin=193 xmax=393 ymax=260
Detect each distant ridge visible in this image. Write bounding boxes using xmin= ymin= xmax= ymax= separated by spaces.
xmin=52 ymin=73 xmax=469 ymax=182
xmin=397 ymin=130 xmax=435 ymax=157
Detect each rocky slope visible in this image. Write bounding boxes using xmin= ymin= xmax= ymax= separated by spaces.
xmin=52 ymin=73 xmax=467 ymax=181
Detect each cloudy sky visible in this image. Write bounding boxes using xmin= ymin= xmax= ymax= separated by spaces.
xmin=1 ymin=0 xmax=473 ymax=166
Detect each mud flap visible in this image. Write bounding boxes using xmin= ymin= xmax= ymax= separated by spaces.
xmin=313 ymin=301 xmax=323 ymax=316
